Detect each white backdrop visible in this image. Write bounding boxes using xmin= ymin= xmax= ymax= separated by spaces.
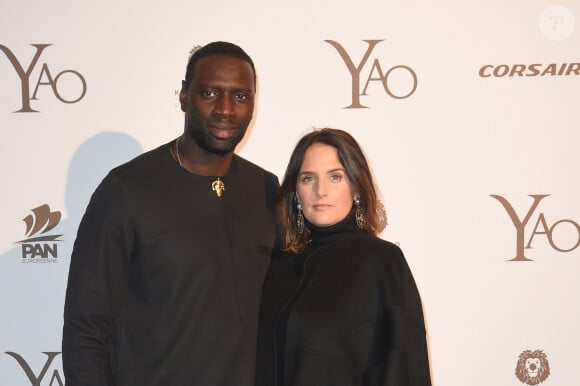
xmin=1 ymin=1 xmax=579 ymax=385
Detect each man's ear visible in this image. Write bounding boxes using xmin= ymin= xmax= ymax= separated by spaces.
xmin=179 ymin=80 xmax=188 ymax=112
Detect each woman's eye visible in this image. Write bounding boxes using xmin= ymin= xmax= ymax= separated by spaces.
xmin=330 ymin=174 xmax=342 ymax=182
xmin=301 ymin=175 xmax=315 ymax=183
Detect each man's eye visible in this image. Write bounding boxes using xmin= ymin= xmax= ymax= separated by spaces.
xmin=234 ymin=92 xmax=248 ymax=101
xmin=201 ymin=90 xmax=217 ymax=98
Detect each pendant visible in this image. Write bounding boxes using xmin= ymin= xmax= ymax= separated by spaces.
xmin=212 ymin=177 xmax=225 ymax=198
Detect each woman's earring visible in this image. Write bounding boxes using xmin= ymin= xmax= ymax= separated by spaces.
xmin=354 ymin=195 xmax=366 ymax=229
xmin=377 ymin=200 xmax=388 ymax=232
xmin=297 ymin=202 xmax=305 ymax=234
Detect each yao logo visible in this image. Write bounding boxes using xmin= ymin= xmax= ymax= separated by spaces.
xmin=0 ymin=43 xmax=87 ymax=112
xmin=15 ymin=204 xmax=63 ymax=262
xmin=491 ymin=194 xmax=580 ymax=261
xmin=325 ymin=39 xmax=418 ymax=108
xmin=515 ymin=349 xmax=550 ymax=385
xmin=5 ymin=352 xmax=63 ymax=386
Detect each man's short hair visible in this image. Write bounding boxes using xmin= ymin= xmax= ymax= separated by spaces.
xmin=184 ymin=41 xmax=256 ymax=88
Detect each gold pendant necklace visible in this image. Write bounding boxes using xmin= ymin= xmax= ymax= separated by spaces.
xmin=175 ymin=138 xmax=225 ymax=198
xmin=211 ymin=177 xmax=225 ymax=197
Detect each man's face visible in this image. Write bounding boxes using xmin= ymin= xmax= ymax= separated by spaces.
xmin=180 ymin=55 xmax=255 ymax=155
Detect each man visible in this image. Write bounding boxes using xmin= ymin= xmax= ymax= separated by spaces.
xmin=62 ymin=42 xmax=279 ymax=386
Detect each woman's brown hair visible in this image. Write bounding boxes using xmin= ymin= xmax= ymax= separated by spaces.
xmin=277 ymin=128 xmax=386 ymax=253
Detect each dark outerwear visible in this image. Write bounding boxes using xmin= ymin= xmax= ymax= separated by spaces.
xmin=63 ymin=141 xmax=279 ymax=386
xmin=256 ymin=213 xmax=432 ymax=386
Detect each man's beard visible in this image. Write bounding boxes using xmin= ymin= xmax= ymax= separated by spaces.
xmin=187 ymin=121 xmax=248 ymax=155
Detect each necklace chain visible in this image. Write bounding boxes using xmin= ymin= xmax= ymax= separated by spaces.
xmin=174 ymin=137 xmax=225 ymax=198
xmin=175 ymin=138 xmax=183 ymax=167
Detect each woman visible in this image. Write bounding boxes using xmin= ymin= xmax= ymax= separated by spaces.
xmin=256 ymin=128 xmax=431 ymax=386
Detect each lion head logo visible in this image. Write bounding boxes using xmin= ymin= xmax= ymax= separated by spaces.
xmin=515 ymin=349 xmax=551 ymax=385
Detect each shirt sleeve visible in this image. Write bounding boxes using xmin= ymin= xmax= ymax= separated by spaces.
xmin=364 ymin=244 xmax=432 ymax=386
xmin=62 ymin=172 xmax=134 ymax=386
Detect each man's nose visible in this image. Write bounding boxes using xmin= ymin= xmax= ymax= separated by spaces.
xmin=214 ymin=94 xmax=233 ymax=117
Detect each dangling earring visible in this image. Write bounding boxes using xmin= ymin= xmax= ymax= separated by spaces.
xmin=376 ymin=200 xmax=388 ymax=232
xmin=354 ymin=195 xmax=366 ymax=229
xmin=296 ymin=202 xmax=305 ymax=234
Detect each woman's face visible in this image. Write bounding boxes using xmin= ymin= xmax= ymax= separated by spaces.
xmin=296 ymin=143 xmax=354 ymax=227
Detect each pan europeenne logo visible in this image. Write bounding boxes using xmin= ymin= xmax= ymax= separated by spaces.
xmin=515 ymin=349 xmax=550 ymax=385
xmin=491 ymin=194 xmax=580 ymax=261
xmin=324 ymin=39 xmax=418 ymax=109
xmin=5 ymin=352 xmax=64 ymax=386
xmin=0 ymin=43 xmax=87 ymax=112
xmin=15 ymin=204 xmax=63 ymax=262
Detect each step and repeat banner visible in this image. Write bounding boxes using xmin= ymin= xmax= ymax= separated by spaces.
xmin=1 ymin=1 xmax=578 ymax=385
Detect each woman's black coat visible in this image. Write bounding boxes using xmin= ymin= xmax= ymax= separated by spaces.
xmin=255 ymin=214 xmax=432 ymax=386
